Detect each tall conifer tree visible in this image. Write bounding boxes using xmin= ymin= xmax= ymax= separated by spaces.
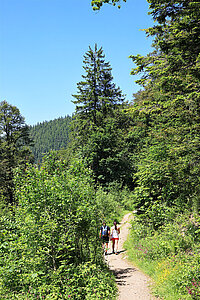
xmin=71 ymin=45 xmax=132 ymax=187
xmin=72 ymin=44 xmax=125 ymax=140
xmin=0 ymin=101 xmax=33 ymax=204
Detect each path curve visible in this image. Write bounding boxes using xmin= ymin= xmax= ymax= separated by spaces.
xmin=105 ymin=213 xmax=157 ymax=300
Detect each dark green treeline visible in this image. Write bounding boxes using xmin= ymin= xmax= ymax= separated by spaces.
xmin=29 ymin=116 xmax=71 ymax=163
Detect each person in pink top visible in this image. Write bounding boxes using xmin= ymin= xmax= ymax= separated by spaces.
xmin=111 ymin=220 xmax=120 ymax=254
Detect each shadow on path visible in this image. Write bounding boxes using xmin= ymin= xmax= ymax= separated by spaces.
xmin=117 ymin=249 xmax=126 ymax=255
xmin=106 ymin=249 xmax=126 ymax=256
xmin=112 ymin=267 xmax=137 ymax=286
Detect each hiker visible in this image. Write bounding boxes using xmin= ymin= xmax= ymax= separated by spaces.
xmin=99 ymin=220 xmax=110 ymax=255
xmin=111 ymin=220 xmax=120 ymax=254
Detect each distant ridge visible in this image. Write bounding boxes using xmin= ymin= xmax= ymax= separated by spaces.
xmin=29 ymin=115 xmax=71 ymax=163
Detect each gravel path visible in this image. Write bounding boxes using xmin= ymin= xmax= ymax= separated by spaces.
xmin=105 ymin=213 xmax=157 ymax=300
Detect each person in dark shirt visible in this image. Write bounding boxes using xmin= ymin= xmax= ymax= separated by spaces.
xmin=99 ymin=220 xmax=110 ymax=255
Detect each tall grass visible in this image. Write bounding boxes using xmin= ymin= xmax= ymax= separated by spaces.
xmin=125 ymin=212 xmax=200 ymax=299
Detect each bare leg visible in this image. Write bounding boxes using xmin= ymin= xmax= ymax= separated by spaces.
xmin=115 ymin=240 xmax=119 ymax=254
xmin=112 ymin=239 xmax=115 ymax=253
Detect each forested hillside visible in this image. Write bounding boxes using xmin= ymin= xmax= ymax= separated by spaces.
xmin=29 ymin=116 xmax=71 ymax=163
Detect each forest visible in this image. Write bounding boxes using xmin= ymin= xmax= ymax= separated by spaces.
xmin=29 ymin=116 xmax=71 ymax=163
xmin=0 ymin=0 xmax=200 ymax=299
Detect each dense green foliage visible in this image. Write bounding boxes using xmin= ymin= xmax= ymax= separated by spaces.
xmin=125 ymin=212 xmax=200 ymax=299
xmin=127 ymin=0 xmax=200 ymax=220
xmin=0 ymin=101 xmax=33 ymax=204
xmin=29 ymin=116 xmax=71 ymax=163
xmin=0 ymin=153 xmax=120 ymax=299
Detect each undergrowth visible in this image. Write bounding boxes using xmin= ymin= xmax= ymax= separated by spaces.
xmin=0 ymin=156 xmax=122 ymax=299
xmin=125 ymin=212 xmax=200 ymax=299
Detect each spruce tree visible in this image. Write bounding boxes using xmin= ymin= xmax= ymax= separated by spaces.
xmin=72 ymin=44 xmax=125 ymax=140
xmin=0 ymin=101 xmax=33 ymax=204
xmin=71 ymin=45 xmax=133 ymax=187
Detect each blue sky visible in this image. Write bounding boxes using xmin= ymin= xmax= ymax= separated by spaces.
xmin=0 ymin=0 xmax=153 ymax=125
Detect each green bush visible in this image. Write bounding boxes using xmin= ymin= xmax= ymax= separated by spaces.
xmin=0 ymin=154 xmax=117 ymax=299
xmin=125 ymin=212 xmax=200 ymax=299
xmin=0 ymin=262 xmax=116 ymax=299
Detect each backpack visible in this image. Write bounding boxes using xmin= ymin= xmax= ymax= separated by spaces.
xmin=101 ymin=225 xmax=108 ymax=237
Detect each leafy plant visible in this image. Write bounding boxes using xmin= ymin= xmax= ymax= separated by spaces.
xmin=0 ymin=153 xmax=117 ymax=299
xmin=125 ymin=212 xmax=200 ymax=299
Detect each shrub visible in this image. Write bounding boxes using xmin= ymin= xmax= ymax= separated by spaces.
xmin=125 ymin=211 xmax=200 ymax=299
xmin=0 ymin=155 xmax=117 ymax=299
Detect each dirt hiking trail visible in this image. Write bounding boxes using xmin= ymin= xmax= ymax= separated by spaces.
xmin=105 ymin=213 xmax=157 ymax=300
